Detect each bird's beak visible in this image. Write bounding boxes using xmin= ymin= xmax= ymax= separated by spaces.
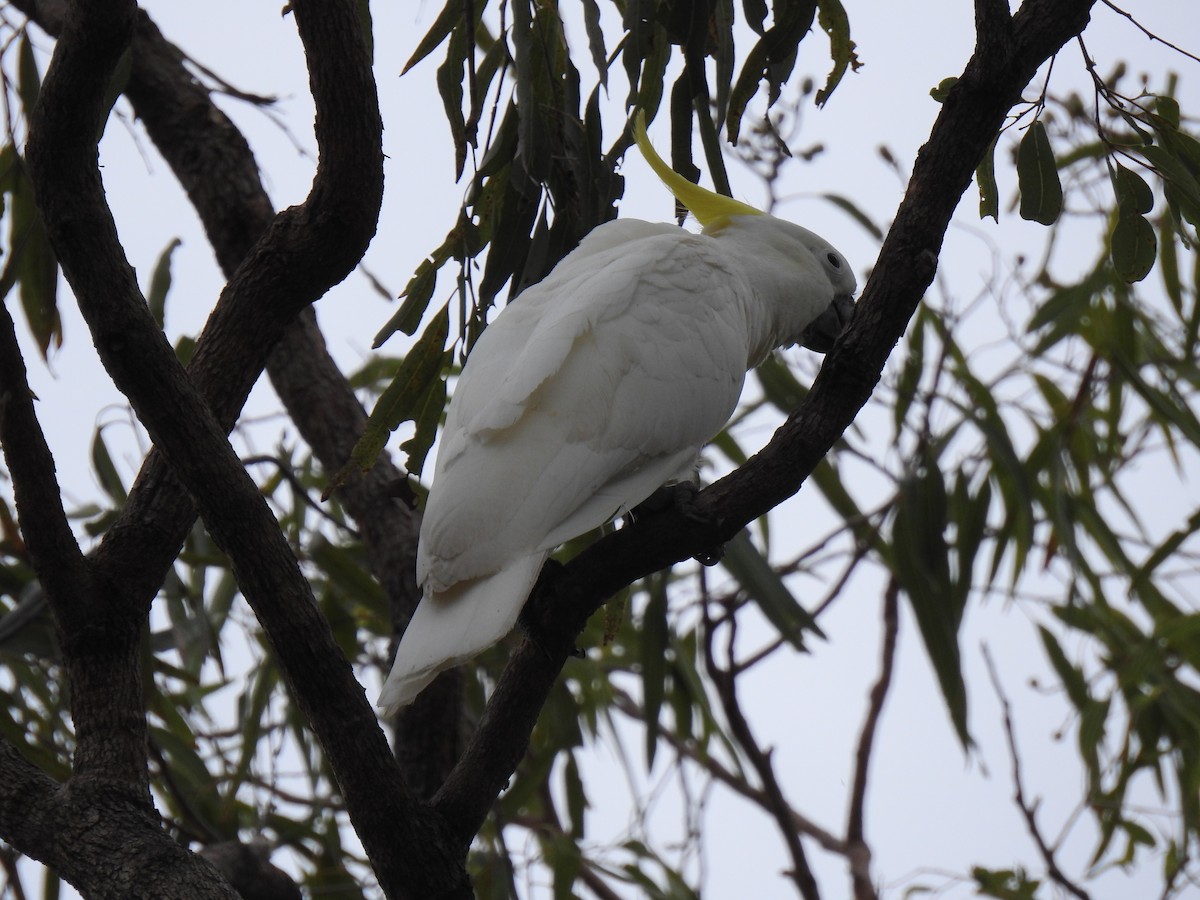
xmin=799 ymin=295 xmax=855 ymax=354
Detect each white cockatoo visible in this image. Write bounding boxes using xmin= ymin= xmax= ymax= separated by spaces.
xmin=378 ymin=114 xmax=856 ymax=713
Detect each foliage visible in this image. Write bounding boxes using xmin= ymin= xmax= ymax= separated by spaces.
xmin=0 ymin=1 xmax=1197 ymax=899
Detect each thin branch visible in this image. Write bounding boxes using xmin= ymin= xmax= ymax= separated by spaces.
xmin=846 ymin=579 xmax=900 ymax=900
xmin=0 ymin=275 xmax=91 ymax=625
xmin=982 ymin=645 xmax=1091 ymax=900
xmin=0 ymin=841 xmax=29 ymax=900
xmin=610 ymin=691 xmax=848 ymax=855
xmin=705 ymin=611 xmax=821 ymax=900
xmin=242 ymin=455 xmax=357 ymax=536
xmin=1098 ymin=0 xmax=1200 ymax=66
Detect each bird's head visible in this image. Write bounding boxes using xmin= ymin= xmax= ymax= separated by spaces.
xmin=632 ymin=111 xmax=856 ymax=355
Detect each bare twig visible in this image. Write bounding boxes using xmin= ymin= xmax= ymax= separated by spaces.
xmin=704 ymin=609 xmax=821 ymax=900
xmin=242 ymin=455 xmax=357 ymax=536
xmin=846 ymin=579 xmax=900 ymax=900
xmin=982 ymin=645 xmax=1091 ymax=900
xmin=1098 ymin=0 xmax=1200 ymax=65
xmin=610 ymin=690 xmax=848 ymax=855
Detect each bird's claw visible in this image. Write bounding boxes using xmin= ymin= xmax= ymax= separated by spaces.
xmin=630 ymin=482 xmax=727 ymax=566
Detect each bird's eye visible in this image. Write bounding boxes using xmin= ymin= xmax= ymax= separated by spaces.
xmin=826 ymin=252 xmax=842 ymax=269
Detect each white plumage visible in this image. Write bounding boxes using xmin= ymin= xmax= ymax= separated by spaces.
xmin=378 ymin=117 xmax=857 ymax=712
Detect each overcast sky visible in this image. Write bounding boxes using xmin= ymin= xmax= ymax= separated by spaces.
xmin=12 ymin=1 xmax=1200 ymax=897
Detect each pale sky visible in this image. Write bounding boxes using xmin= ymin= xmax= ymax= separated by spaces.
xmin=11 ymin=1 xmax=1200 ymax=897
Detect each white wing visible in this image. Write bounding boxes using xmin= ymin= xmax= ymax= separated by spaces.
xmin=379 ymin=222 xmax=754 ymax=711
xmin=419 ymin=223 xmax=752 ymax=590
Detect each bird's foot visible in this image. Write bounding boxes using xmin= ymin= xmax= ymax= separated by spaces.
xmin=629 ymin=482 xmax=726 ymax=567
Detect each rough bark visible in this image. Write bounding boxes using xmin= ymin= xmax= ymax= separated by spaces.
xmin=9 ymin=0 xmax=469 ymax=896
xmin=11 ymin=0 xmax=458 ymax=798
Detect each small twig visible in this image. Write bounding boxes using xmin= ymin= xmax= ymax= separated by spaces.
xmin=982 ymin=645 xmax=1091 ymax=900
xmin=845 ymin=578 xmax=900 ymax=900
xmin=1098 ymin=0 xmax=1200 ymax=66
xmin=704 ymin=614 xmax=822 ymax=900
xmin=242 ymin=454 xmax=357 ymax=535
xmin=0 ymin=844 xmax=29 ymax=900
xmin=609 ymin=690 xmax=848 ymax=855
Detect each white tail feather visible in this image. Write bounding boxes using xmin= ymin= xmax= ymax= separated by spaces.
xmin=377 ymin=553 xmax=546 ymax=714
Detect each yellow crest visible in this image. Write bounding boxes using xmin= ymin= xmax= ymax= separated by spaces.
xmin=632 ymin=110 xmax=763 ymax=228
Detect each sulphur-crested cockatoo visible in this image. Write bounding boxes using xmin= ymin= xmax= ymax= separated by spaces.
xmin=378 ymin=114 xmax=856 ymax=712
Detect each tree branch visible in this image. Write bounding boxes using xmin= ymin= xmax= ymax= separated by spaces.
xmin=14 ymin=0 xmax=450 ymax=795
xmin=846 ymin=580 xmax=900 ymax=900
xmin=609 ymin=690 xmax=849 ymax=855
xmin=0 ymin=738 xmax=240 ymax=900
xmin=23 ymin=1 xmax=465 ymax=897
xmin=435 ymin=0 xmax=1099 ymax=848
xmin=983 ymin=646 xmax=1092 ymax=900
xmin=703 ymin=613 xmax=821 ymax=900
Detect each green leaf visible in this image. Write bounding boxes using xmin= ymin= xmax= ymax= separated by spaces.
xmin=1017 ymin=121 xmax=1063 ymax=225
xmin=146 ymin=237 xmax=182 ymax=330
xmin=437 ymin=25 xmax=470 ymax=179
xmin=893 ymin=307 xmax=926 ymax=438
xmin=720 ymin=531 xmax=823 ymax=650
xmin=814 ymin=0 xmax=859 ymax=107
xmin=1112 ymin=163 xmax=1154 ymax=215
xmin=581 ymin=0 xmax=608 ymax=87
xmin=97 ymin=47 xmax=133 ymax=141
xmin=16 ymin=33 xmax=39 ymax=115
xmin=755 ymin=353 xmax=809 ymax=412
xmin=726 ymin=0 xmax=818 ymax=143
xmin=326 ymin=306 xmax=449 ymax=496
xmin=1142 ymin=144 xmax=1200 ymax=229
xmin=928 ymin=76 xmax=957 ymax=103
xmin=399 ymin=371 xmax=445 ymax=478
xmin=1038 ymin=626 xmax=1090 ymax=710
xmin=402 ymin=0 xmax=461 ymax=75
xmin=821 ymin=192 xmax=883 ymax=240
xmin=8 ymin=153 xmax=60 ymax=358
xmin=1111 ymin=209 xmax=1157 ymax=283
xmin=1155 ymin=94 xmax=1181 ymax=130
xmin=563 ymin=751 xmax=588 ymax=838
xmin=90 ymin=428 xmax=127 ymax=504
xmin=640 ymin=575 xmax=668 ymax=769
xmin=976 ymin=136 xmax=999 ymax=221
xmin=892 ymin=463 xmax=972 ymax=748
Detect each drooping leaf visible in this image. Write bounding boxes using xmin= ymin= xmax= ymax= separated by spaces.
xmin=326 ymin=306 xmax=450 ymax=496
xmin=891 ymin=461 xmax=972 ymax=748
xmin=726 ymin=0 xmax=819 ymax=143
xmin=814 ymin=0 xmax=860 ymax=107
xmin=90 ymin=428 xmax=127 ymax=504
xmin=976 ymin=136 xmax=999 ymax=221
xmin=402 ymin=0 xmax=463 ymax=74
xmin=398 ymin=372 xmax=446 ymax=478
xmin=721 ymin=531 xmax=823 ymax=650
xmin=580 ymin=0 xmax=608 ymax=87
xmin=1017 ymin=120 xmax=1063 ymax=225
xmin=437 ymin=24 xmax=470 ymax=179
xmin=16 ymin=32 xmax=39 ymax=115
xmin=1111 ymin=208 xmax=1157 ymax=283
xmin=146 ymin=237 xmax=182 ymax=330
xmin=640 ymin=575 xmax=668 ymax=769
xmin=1112 ymin=162 xmax=1154 ymax=215
xmin=8 ymin=153 xmax=60 ymax=358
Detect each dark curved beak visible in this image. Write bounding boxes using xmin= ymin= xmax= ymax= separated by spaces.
xmin=799 ymin=295 xmax=855 ymax=353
